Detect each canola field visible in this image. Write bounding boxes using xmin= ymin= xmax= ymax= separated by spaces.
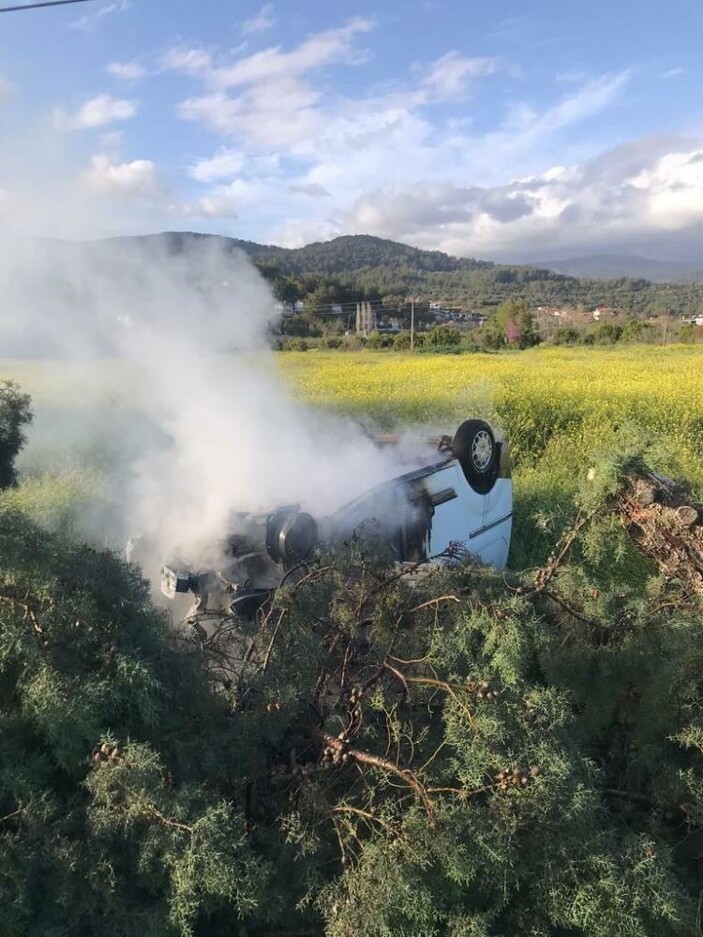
xmin=280 ymin=345 xmax=703 ymax=565
xmin=280 ymin=345 xmax=703 ymax=469
xmin=1 ymin=345 xmax=701 ymax=566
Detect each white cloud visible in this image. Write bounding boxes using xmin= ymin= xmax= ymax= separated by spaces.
xmin=421 ymin=52 xmax=498 ymax=100
xmin=164 ymin=18 xmax=372 ymax=89
xmin=662 ymin=67 xmax=684 ymax=79
xmin=333 ymin=140 xmax=703 ymax=260
xmin=70 ymin=0 xmax=129 ymax=30
xmin=188 ymin=147 xmax=281 ymax=184
xmin=55 ymin=94 xmax=138 ymax=130
xmin=630 ymin=150 xmax=703 ymax=228
xmin=173 ymin=19 xmax=375 ymax=156
xmin=159 ymin=46 xmax=213 ymax=74
xmin=242 ymin=4 xmax=275 ymax=35
xmin=189 ymin=148 xmax=246 ymax=182
xmin=179 ymin=80 xmax=324 ymax=148
xmin=168 ymin=24 xmax=634 ymax=253
xmin=196 ymin=194 xmax=239 ymax=219
xmin=211 ymin=17 xmax=372 ymax=88
xmin=190 ymin=179 xmax=271 ymax=219
xmin=501 ymin=72 xmax=630 ymax=141
xmin=106 ymin=61 xmax=145 ymax=81
xmin=85 ymin=153 xmax=158 ymax=196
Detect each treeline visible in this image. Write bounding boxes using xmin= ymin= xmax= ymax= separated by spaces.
xmin=132 ymin=232 xmax=703 ymax=318
xmin=277 ymin=299 xmax=703 ymax=352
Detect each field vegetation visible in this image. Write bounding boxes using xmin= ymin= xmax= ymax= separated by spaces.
xmin=2 ymin=345 xmax=703 ymax=934
xmin=279 ymin=344 xmax=703 ymax=566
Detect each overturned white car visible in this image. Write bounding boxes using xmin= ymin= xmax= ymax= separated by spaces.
xmin=160 ymin=419 xmax=512 ymax=620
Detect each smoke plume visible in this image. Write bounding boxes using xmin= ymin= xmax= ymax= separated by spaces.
xmin=0 ymin=233 xmax=421 ymax=575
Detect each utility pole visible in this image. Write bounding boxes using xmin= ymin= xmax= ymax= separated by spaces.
xmin=410 ymin=298 xmax=416 ymax=352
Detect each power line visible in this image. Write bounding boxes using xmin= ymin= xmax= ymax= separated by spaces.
xmin=0 ymin=0 xmax=95 ymax=13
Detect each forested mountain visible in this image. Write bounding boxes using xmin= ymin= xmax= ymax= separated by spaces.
xmin=97 ymin=232 xmax=703 ymax=316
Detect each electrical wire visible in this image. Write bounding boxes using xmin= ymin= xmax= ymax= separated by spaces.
xmin=0 ymin=0 xmax=95 ymax=13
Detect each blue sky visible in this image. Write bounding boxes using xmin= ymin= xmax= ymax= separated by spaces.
xmin=1 ymin=0 xmax=703 ymax=259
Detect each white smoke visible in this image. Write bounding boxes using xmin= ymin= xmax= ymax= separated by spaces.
xmin=0 ymin=232 xmax=424 ymax=573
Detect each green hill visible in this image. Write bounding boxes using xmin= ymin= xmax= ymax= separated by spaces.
xmin=95 ymin=231 xmax=703 ymax=316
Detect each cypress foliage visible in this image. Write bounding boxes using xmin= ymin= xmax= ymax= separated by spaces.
xmin=1 ymin=450 xmax=703 ymax=934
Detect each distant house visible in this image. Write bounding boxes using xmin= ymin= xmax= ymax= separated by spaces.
xmin=294 ymin=300 xmax=306 ymax=313
xmin=537 ymin=306 xmax=572 ymax=318
xmin=591 ymin=306 xmax=612 ymax=321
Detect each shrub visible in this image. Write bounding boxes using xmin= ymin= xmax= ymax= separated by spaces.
xmin=282 ymin=337 xmax=309 ymax=351
xmin=622 ymin=319 xmax=655 ymax=343
xmin=0 ymin=380 xmax=33 ymax=489
xmin=591 ymin=322 xmax=623 ymax=345
xmin=550 ymin=326 xmax=582 ymax=346
xmin=426 ymin=325 xmax=462 ymax=347
xmin=319 ymin=336 xmax=343 ymax=350
xmin=365 ymin=331 xmax=394 ymax=349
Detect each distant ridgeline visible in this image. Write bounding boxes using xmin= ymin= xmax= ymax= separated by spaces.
xmin=102 ymin=232 xmax=703 ymax=316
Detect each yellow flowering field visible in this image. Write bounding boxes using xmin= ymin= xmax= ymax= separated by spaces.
xmin=280 ymin=345 xmax=703 ymax=473
xmin=1 ymin=345 xmax=700 ymax=565
xmin=280 ymin=344 xmax=703 ymax=565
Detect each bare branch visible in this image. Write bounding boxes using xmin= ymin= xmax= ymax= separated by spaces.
xmin=313 ymin=728 xmax=436 ymax=828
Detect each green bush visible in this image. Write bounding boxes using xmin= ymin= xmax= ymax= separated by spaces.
xmin=622 ymin=319 xmax=656 ymax=343
xmin=591 ymin=322 xmax=623 ymax=345
xmin=365 ymin=331 xmax=394 ymax=349
xmin=550 ymin=326 xmax=582 ymax=345
xmin=282 ymin=337 xmax=309 ymax=351
xmin=0 ymin=380 xmax=32 ymax=489
xmin=426 ymin=324 xmax=462 ymax=347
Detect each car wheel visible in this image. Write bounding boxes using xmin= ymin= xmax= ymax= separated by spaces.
xmin=452 ymin=419 xmax=499 ymax=494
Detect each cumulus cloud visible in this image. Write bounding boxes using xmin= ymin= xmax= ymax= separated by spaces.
xmin=55 ymin=94 xmax=138 ymax=130
xmin=85 ymin=153 xmax=158 ymax=196
xmin=337 ymin=139 xmax=703 ymax=260
xmin=106 ymin=61 xmax=145 ymax=81
xmin=242 ymin=4 xmax=275 ymax=35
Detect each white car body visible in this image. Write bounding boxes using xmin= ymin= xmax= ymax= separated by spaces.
xmin=159 ymin=421 xmax=512 ymax=619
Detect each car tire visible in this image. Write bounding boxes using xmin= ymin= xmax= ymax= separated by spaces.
xmin=452 ymin=419 xmax=499 ymax=494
